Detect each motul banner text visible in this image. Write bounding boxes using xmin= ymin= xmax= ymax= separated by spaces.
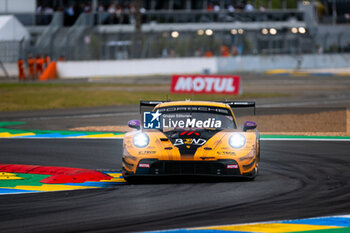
xmin=170 ymin=75 xmax=240 ymax=95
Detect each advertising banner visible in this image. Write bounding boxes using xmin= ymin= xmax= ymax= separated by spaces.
xmin=170 ymin=74 xmax=240 ymax=95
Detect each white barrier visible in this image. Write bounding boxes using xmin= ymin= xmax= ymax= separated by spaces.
xmin=217 ymin=54 xmax=350 ymax=72
xmin=57 ymin=57 xmax=217 ymax=78
xmin=57 ymin=54 xmax=350 ymax=78
xmin=2 ymin=54 xmax=350 ymax=78
xmin=0 ymin=63 xmax=18 ymax=77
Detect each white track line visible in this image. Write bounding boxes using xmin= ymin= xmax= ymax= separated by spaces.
xmin=19 ymin=112 xmax=138 ymax=120
xmin=259 ymin=98 xmax=350 ymax=108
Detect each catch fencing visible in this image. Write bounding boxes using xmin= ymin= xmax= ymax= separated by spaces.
xmin=0 ymin=41 xmax=25 ymax=62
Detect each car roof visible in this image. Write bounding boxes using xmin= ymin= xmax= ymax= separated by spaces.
xmin=155 ymin=101 xmax=230 ymax=109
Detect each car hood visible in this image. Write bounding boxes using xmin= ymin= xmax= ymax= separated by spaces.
xmin=161 ymin=129 xmax=223 ymax=157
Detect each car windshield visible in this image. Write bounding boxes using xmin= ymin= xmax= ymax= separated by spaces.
xmin=156 ymin=106 xmax=236 ymax=132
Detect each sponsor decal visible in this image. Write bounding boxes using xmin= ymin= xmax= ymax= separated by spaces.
xmin=180 ymin=131 xmax=200 ymax=136
xmin=163 ymin=117 xmax=222 ymax=128
xmin=227 ymin=164 xmax=239 ymax=169
xmin=217 ymin=151 xmax=236 ymax=155
xmin=143 ymin=110 xmax=162 ymax=129
xmin=159 ymin=106 xmax=229 ymax=114
xmin=138 ymin=151 xmax=156 ymax=155
xmin=170 ymin=75 xmax=240 ymax=95
xmin=162 ymin=117 xmax=222 ymax=128
xmin=138 ymin=163 xmax=150 ymax=168
xmin=173 ymin=138 xmax=207 ymax=146
xmin=143 ymin=111 xmax=222 ymax=129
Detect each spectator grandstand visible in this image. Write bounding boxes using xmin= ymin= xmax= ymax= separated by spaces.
xmin=0 ymin=0 xmax=349 ymax=62
xmin=6 ymin=0 xmax=350 ymax=26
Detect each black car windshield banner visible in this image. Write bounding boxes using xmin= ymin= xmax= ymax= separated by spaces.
xmin=143 ymin=106 xmax=236 ymax=130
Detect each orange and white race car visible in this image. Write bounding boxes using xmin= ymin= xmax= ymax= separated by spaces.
xmin=122 ymin=100 xmax=259 ymax=181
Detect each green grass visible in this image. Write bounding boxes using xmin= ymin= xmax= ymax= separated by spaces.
xmin=0 ymin=83 xmax=287 ymax=112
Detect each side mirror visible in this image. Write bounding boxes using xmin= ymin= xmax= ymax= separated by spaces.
xmin=243 ymin=121 xmax=257 ymax=131
xmin=128 ymin=120 xmax=140 ymax=130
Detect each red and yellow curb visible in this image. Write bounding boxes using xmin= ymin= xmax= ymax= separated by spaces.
xmin=0 ymin=164 xmax=125 ymax=194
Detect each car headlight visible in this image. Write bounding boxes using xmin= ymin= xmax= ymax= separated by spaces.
xmin=229 ymin=133 xmax=246 ymax=149
xmin=133 ymin=133 xmax=149 ymax=148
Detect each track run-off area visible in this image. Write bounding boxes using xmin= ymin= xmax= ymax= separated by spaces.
xmin=0 ymin=127 xmax=349 ymax=232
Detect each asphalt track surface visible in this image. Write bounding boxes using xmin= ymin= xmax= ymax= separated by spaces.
xmin=1 ymin=139 xmax=350 ymax=233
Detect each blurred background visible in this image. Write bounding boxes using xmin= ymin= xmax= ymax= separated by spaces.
xmin=0 ymin=0 xmax=349 ymax=63
xmin=1 ymin=4 xmax=350 ymax=233
xmin=0 ymin=0 xmax=349 ymax=133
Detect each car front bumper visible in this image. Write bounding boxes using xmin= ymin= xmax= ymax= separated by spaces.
xmin=123 ymin=158 xmax=245 ymax=177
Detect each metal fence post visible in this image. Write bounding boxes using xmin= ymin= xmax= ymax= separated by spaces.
xmin=0 ymin=60 xmax=10 ymax=79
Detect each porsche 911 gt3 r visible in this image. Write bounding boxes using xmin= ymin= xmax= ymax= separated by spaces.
xmin=122 ymin=100 xmax=260 ymax=181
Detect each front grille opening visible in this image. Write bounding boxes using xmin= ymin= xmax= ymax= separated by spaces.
xmin=147 ymin=161 xmax=240 ymax=175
